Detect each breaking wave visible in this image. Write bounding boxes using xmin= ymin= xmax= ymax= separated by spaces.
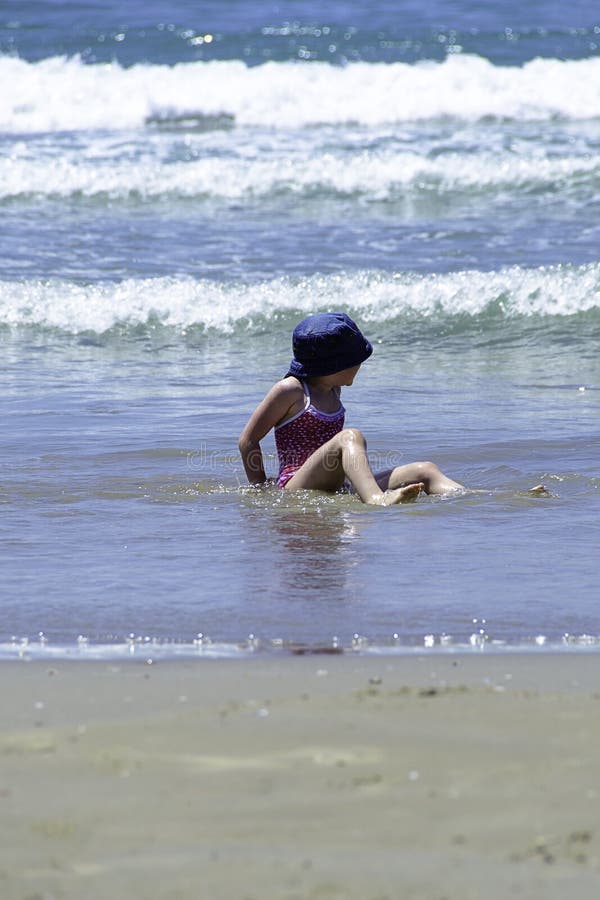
xmin=2 ymin=53 xmax=600 ymax=133
xmin=1 ymin=264 xmax=598 ymax=334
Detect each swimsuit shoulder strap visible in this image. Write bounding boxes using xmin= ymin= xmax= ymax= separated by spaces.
xmin=274 ymin=378 xmax=310 ymax=430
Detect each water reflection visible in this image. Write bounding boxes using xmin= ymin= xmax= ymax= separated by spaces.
xmin=238 ymin=491 xmax=365 ymax=606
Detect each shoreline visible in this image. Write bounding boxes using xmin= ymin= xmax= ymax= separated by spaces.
xmin=2 ymin=636 xmax=600 ymax=662
xmin=2 ymin=653 xmax=600 ymax=898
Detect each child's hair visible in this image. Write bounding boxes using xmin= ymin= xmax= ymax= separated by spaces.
xmin=286 ymin=312 xmax=372 ymax=378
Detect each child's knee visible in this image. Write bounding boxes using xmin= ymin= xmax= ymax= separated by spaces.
xmin=415 ymin=461 xmax=447 ymax=490
xmin=340 ymin=427 xmax=367 ymax=450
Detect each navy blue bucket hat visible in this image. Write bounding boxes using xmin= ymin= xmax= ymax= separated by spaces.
xmin=288 ymin=312 xmax=373 ymax=379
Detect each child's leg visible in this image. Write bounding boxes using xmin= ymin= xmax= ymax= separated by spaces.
xmin=284 ymin=429 xmax=423 ymax=505
xmin=375 ymin=461 xmax=464 ymax=495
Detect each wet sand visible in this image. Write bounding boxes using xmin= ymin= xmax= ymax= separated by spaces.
xmin=1 ymin=653 xmax=600 ymax=899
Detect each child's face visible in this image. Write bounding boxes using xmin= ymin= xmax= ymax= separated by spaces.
xmin=334 ymin=364 xmax=361 ymax=386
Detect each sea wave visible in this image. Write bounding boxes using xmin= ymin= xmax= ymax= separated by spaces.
xmin=1 ymin=265 xmax=598 ymax=334
xmin=2 ymin=53 xmax=600 ymax=132
xmin=2 ymin=145 xmax=599 ymax=201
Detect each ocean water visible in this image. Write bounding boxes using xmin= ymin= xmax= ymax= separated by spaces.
xmin=1 ymin=0 xmax=599 ymax=659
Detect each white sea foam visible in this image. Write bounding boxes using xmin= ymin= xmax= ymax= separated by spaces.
xmin=2 ymin=54 xmax=600 ymax=133
xmin=1 ymin=265 xmax=598 ymax=333
xmin=2 ymin=144 xmax=599 ymax=200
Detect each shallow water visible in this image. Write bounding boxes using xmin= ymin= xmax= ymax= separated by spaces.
xmin=1 ymin=0 xmax=599 ymax=657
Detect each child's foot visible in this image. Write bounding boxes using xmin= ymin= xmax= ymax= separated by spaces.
xmin=371 ymin=482 xmax=423 ymax=506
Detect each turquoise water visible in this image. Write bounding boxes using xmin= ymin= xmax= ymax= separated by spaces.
xmin=1 ymin=1 xmax=599 ymax=657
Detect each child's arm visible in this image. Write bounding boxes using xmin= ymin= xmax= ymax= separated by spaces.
xmin=238 ymin=379 xmax=302 ymax=484
xmin=239 ymin=381 xmax=300 ymax=484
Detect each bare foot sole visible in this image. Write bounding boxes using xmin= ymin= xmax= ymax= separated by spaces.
xmin=376 ymin=482 xmax=423 ymax=506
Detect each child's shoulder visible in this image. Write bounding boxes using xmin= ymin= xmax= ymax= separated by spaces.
xmin=261 ymin=376 xmax=305 ymax=421
xmin=271 ymin=375 xmax=305 ymax=400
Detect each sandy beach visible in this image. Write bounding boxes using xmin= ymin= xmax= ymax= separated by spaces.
xmin=2 ymin=653 xmax=600 ymax=899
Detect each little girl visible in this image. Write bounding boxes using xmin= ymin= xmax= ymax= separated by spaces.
xmin=238 ymin=311 xmax=464 ymax=506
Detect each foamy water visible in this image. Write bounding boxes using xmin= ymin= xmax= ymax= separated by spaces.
xmin=1 ymin=265 xmax=599 ymax=333
xmin=3 ymin=141 xmax=600 ymax=202
xmin=3 ymin=54 xmax=600 ymax=133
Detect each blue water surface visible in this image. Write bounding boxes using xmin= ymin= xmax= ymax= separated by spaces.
xmin=1 ymin=0 xmax=599 ymax=657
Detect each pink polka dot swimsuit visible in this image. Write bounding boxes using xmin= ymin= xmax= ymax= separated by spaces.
xmin=275 ymin=380 xmax=345 ymax=488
